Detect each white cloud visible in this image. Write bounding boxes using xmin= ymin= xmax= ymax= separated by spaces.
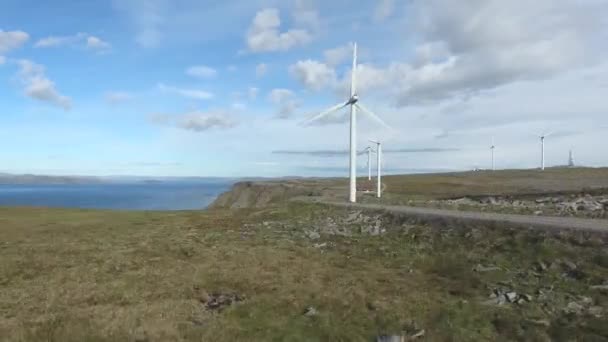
xmin=0 ymin=29 xmax=29 ymax=54
xmin=268 ymin=88 xmax=300 ymax=119
xmin=246 ymin=8 xmax=311 ymax=53
xmin=35 ymin=33 xmax=85 ymax=48
xmin=104 ymin=91 xmax=132 ymax=104
xmin=186 ymin=65 xmax=217 ymax=79
xmin=324 ymin=43 xmax=353 ymax=66
xmin=232 ymin=102 xmax=246 ymax=110
xmin=35 ymin=33 xmax=111 ymax=51
xmin=0 ymin=56 xmax=5 ymax=65
xmin=149 ymin=110 xmax=238 ymax=132
xmin=373 ymin=0 xmax=395 ymax=22
xmin=289 ymin=60 xmax=336 ymax=91
xmin=157 ymin=83 xmax=214 ymax=100
xmin=227 ymin=65 xmax=238 ymax=72
xmin=177 ymin=111 xmax=237 ymax=132
xmin=248 ymin=87 xmax=259 ymax=101
xmin=255 ymin=63 xmax=268 ymax=77
xmin=86 ymin=36 xmax=111 ymax=50
xmin=16 ymin=60 xmax=72 ymax=110
xmin=293 ymin=0 xmax=320 ymax=30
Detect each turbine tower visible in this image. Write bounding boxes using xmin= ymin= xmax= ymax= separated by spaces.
xmin=369 ymin=140 xmax=382 ymax=198
xmin=538 ymin=132 xmax=553 ymax=171
xmin=301 ymin=43 xmax=391 ymax=203
xmin=490 ymin=137 xmax=496 ymax=171
xmin=568 ymin=150 xmax=575 ymax=167
xmin=365 ymin=146 xmax=374 ymax=180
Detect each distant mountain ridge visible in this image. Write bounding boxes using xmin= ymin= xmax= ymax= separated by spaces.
xmin=0 ymin=173 xmax=103 ymax=185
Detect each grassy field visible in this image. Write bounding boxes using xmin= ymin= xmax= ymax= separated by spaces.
xmin=1 ymin=203 xmax=607 ymax=341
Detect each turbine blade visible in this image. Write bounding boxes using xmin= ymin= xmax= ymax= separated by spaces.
xmin=356 ymin=103 xmax=392 ymax=131
xmin=544 ymin=131 xmax=555 ymax=138
xmin=351 ymin=42 xmax=357 ymax=95
xmin=299 ymin=102 xmax=348 ymax=126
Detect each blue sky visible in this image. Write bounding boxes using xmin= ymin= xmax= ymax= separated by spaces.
xmin=1 ymin=0 xmax=607 ymax=177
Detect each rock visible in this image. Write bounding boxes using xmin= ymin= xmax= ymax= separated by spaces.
xmin=411 ymin=329 xmax=425 ymax=339
xmin=473 ymin=264 xmax=501 ymax=272
xmin=528 ymin=319 xmax=551 ymax=327
xmin=306 ymin=231 xmax=321 ymax=240
xmin=534 ymin=211 xmax=543 ymax=216
xmin=304 ymin=306 xmax=318 ymax=317
xmin=590 ymin=284 xmax=608 ymax=291
xmin=522 ymin=294 xmax=533 ymax=302
xmin=565 ymin=301 xmax=585 ymax=315
xmin=589 ymin=306 xmax=604 ymax=318
xmin=536 ymin=197 xmax=552 ymax=204
xmin=204 ymin=293 xmax=245 ymax=311
xmin=505 ymin=292 xmax=518 ymax=303
xmin=313 ymin=242 xmax=327 ymax=249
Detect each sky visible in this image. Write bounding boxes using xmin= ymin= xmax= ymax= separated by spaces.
xmin=0 ymin=0 xmax=607 ymax=177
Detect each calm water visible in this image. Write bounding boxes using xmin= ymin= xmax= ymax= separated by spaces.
xmin=0 ymin=181 xmax=234 ymax=211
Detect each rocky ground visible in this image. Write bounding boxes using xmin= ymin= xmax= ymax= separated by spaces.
xmin=408 ymin=193 xmax=608 ymax=219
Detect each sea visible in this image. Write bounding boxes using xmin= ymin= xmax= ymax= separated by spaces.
xmin=0 ymin=180 xmax=234 ymax=211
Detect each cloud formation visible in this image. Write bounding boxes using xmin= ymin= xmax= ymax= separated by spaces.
xmin=113 ymin=0 xmax=167 ymax=48
xmin=0 ymin=29 xmax=29 ymax=54
xmin=35 ymin=33 xmax=111 ymax=51
xmin=289 ymin=60 xmax=336 ymax=91
xmin=289 ymin=0 xmax=608 ymax=107
xmin=273 ymin=148 xmax=459 ymax=157
xmin=157 ymin=83 xmax=214 ymax=100
xmin=186 ymin=65 xmax=217 ymax=79
xmin=16 ymin=60 xmax=72 ymax=110
xmin=268 ymin=88 xmax=300 ymax=119
xmin=246 ymin=8 xmax=311 ymax=52
xmin=150 ymin=110 xmax=237 ymax=132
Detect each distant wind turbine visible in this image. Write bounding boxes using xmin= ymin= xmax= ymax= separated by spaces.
xmin=301 ymin=43 xmax=391 ymax=203
xmin=490 ymin=136 xmax=496 ymax=171
xmin=365 ymin=146 xmax=374 ymax=180
xmin=538 ymin=132 xmax=553 ymax=171
xmin=369 ymin=140 xmax=382 ymax=198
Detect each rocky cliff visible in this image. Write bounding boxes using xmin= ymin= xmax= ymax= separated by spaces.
xmin=209 ymin=181 xmax=323 ymax=209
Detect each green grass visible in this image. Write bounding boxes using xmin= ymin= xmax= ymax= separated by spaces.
xmin=1 ymin=204 xmax=607 ymax=341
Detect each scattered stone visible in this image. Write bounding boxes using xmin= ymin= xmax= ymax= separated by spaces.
xmin=505 ymin=292 xmax=518 ymax=303
xmin=303 ymin=306 xmax=318 ymax=317
xmin=313 ymin=242 xmax=327 ymax=249
xmin=522 ymin=294 xmax=533 ymax=302
xmin=564 ymin=301 xmax=585 ymax=315
xmin=473 ymin=264 xmax=501 ymax=273
xmin=561 ymin=259 xmax=577 ymax=271
xmin=590 ymin=284 xmax=608 ymax=291
xmin=528 ymin=319 xmax=551 ymax=327
xmin=306 ymin=231 xmax=321 ymax=240
xmin=589 ymin=306 xmax=604 ymax=318
xmin=411 ymin=329 xmax=426 ymax=339
xmin=204 ymin=293 xmax=245 ymax=311
xmin=534 ymin=211 xmax=543 ymax=216
xmin=536 ymin=261 xmax=548 ymax=272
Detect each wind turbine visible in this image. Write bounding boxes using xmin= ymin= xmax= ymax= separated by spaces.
xmin=365 ymin=146 xmax=374 ymax=180
xmin=369 ymin=140 xmax=382 ymax=198
xmin=568 ymin=150 xmax=575 ymax=167
xmin=538 ymin=132 xmax=553 ymax=171
xmin=301 ymin=43 xmax=391 ymax=203
xmin=490 ymin=137 xmax=496 ymax=171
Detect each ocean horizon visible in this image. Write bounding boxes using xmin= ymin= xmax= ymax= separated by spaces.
xmin=0 ymin=180 xmax=234 ymax=211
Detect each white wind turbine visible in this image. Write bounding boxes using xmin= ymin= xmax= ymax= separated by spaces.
xmin=490 ymin=137 xmax=496 ymax=171
xmin=538 ymin=132 xmax=553 ymax=171
xmin=369 ymin=140 xmax=382 ymax=198
xmin=301 ymin=43 xmax=391 ymax=203
xmin=365 ymin=146 xmax=374 ymax=180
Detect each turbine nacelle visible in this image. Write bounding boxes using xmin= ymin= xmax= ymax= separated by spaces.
xmin=348 ymin=94 xmax=359 ymax=105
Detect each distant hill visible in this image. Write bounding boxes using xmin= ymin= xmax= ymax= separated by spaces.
xmin=0 ymin=173 xmax=103 ymax=185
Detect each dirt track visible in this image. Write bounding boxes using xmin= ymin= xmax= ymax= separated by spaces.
xmin=318 ymin=201 xmax=608 ymax=233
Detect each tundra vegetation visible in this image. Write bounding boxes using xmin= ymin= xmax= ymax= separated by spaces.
xmin=1 ymin=168 xmax=607 ymax=341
